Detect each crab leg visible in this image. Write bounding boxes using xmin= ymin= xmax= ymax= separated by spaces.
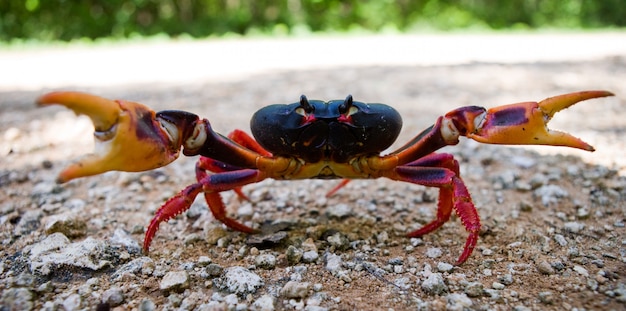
xmin=385 ymin=153 xmax=479 ymax=265
xmin=144 ymin=169 xmax=265 ymax=252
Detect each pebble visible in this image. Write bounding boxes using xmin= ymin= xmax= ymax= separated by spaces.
xmin=324 ymin=253 xmax=343 ymax=275
xmin=281 ymin=281 xmax=311 ymax=298
xmin=564 ymin=221 xmax=585 ymax=233
xmin=205 ymin=263 xmax=224 ymax=277
xmin=255 ymin=254 xmax=277 ymax=269
xmin=437 ymin=262 xmax=454 ymax=273
xmin=44 ymin=213 xmax=87 ymax=238
xmin=538 ymin=291 xmax=554 ymax=304
xmin=425 ymin=247 xmax=443 ymax=258
xmin=1 ymin=288 xmax=34 ymax=311
xmin=286 ymin=245 xmax=303 ymax=264
xmin=302 ymin=251 xmax=319 ymax=263
xmin=101 ymin=287 xmax=124 ymax=307
xmin=464 ymin=282 xmax=484 ymax=297
xmin=214 ymin=266 xmax=264 ymax=295
xmin=533 ymin=184 xmax=569 ymax=206
xmin=421 ymin=273 xmax=448 ymax=295
xmin=445 ymin=293 xmax=473 ymax=311
xmin=109 ymin=228 xmax=141 ymax=253
xmin=160 ymin=271 xmax=190 ymax=293
xmin=14 ymin=210 xmax=43 ymax=236
xmin=112 ymin=256 xmax=155 ymax=280
xmin=326 ymin=232 xmax=350 ymax=250
xmin=492 ymin=282 xmax=505 ymax=290
xmin=326 ymin=203 xmax=352 ymax=219
xmin=573 ymin=265 xmax=589 ymax=277
xmin=553 ymin=234 xmax=568 ymax=247
xmin=252 ymin=294 xmax=275 ymax=311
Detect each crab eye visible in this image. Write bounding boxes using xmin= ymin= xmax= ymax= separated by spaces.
xmin=338 ymin=95 xmax=354 ymax=114
xmin=295 ymin=107 xmax=307 ymax=116
xmin=298 ymin=95 xmax=314 ymax=113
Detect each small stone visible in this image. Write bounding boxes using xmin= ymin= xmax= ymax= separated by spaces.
xmin=492 ymin=282 xmax=505 ymax=290
xmin=421 ymin=273 xmax=448 ymax=295
xmin=302 ymin=251 xmax=319 ymax=263
xmin=139 ymin=298 xmax=157 ymax=311
xmin=112 ymin=257 xmax=155 ymax=280
xmin=102 ymin=287 xmax=124 ymax=307
xmin=446 ymin=293 xmax=473 ymax=310
xmin=1 ymin=288 xmax=34 ymax=311
xmin=425 ymin=247 xmax=443 ymax=258
xmin=109 ymin=228 xmax=141 ymax=253
xmin=375 ymin=231 xmax=389 ymax=244
xmin=184 ymin=233 xmax=203 ymax=246
xmin=324 ymin=253 xmax=343 ymax=274
xmin=498 ymin=274 xmax=514 ymax=285
xmin=301 ymin=238 xmax=318 ymax=252
xmin=205 ymin=263 xmax=224 ymax=277
xmin=44 ymin=213 xmax=87 ymax=238
xmin=536 ymin=261 xmax=555 ymax=275
xmin=326 ymin=203 xmax=352 ymax=219
xmin=573 ymin=265 xmax=589 ymax=277
xmin=553 ymin=234 xmax=568 ymax=247
xmin=464 ymin=282 xmax=484 ymax=297
xmin=253 ymin=294 xmax=275 ymax=311
xmin=204 ymin=224 xmax=229 ymax=245
xmin=534 ymin=185 xmax=569 ymax=206
xmin=198 ymin=256 xmax=212 ymax=266
xmin=286 ymin=245 xmax=303 ymax=265
xmin=538 ymin=291 xmax=554 ymax=304
xmin=255 ymin=254 xmax=277 ymax=269
xmin=63 ymin=293 xmax=81 ymax=311
xmin=215 ymin=266 xmax=264 ymax=295
xmin=160 ymin=271 xmax=190 ymax=293
xmin=564 ymin=222 xmax=585 ymax=233
xmin=281 ymin=281 xmax=311 ymax=298
xmin=326 ymin=232 xmax=350 ymax=250
xmin=437 ymin=262 xmax=454 ymax=273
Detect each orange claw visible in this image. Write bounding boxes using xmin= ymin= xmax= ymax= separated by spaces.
xmin=37 ymin=92 xmax=182 ymax=183
xmin=447 ymin=90 xmax=614 ymax=151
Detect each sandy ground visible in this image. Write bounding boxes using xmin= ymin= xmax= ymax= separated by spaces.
xmin=1 ymin=33 xmax=625 ymax=310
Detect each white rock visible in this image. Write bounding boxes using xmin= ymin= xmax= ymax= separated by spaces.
xmin=252 ymin=294 xmax=275 ymax=311
xmin=160 ymin=271 xmax=190 ymax=293
xmin=215 ymin=266 xmax=264 ymax=295
xmin=421 ymin=273 xmax=448 ymax=295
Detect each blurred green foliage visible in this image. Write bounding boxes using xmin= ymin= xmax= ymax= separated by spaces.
xmin=1 ymin=0 xmax=624 ymax=42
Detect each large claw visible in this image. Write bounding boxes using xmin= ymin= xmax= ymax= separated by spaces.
xmin=37 ymin=92 xmax=183 ymax=183
xmin=446 ymin=90 xmax=614 ymax=151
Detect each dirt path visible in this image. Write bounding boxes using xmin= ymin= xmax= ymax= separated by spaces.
xmin=1 ymin=34 xmax=625 ymax=310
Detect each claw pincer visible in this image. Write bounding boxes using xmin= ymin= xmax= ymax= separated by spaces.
xmin=445 ymin=90 xmax=613 ymax=151
xmin=36 ymin=92 xmax=182 ymax=182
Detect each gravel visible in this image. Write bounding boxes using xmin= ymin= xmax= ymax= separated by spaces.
xmin=1 ymin=34 xmax=625 ymax=310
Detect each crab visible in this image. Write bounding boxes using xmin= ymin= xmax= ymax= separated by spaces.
xmin=36 ymin=90 xmax=612 ymax=264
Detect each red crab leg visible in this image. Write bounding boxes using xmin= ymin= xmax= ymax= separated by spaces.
xmin=144 ymin=169 xmax=265 ymax=252
xmin=385 ymin=153 xmax=479 ymax=265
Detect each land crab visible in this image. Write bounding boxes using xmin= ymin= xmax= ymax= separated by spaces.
xmin=37 ymin=90 xmax=613 ymax=264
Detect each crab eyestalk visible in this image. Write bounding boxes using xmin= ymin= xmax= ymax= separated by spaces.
xmin=445 ymin=90 xmax=614 ymax=150
xmin=36 ymin=92 xmax=188 ymax=183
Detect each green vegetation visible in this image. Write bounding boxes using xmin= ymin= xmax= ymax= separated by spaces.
xmin=1 ymin=0 xmax=624 ymax=42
